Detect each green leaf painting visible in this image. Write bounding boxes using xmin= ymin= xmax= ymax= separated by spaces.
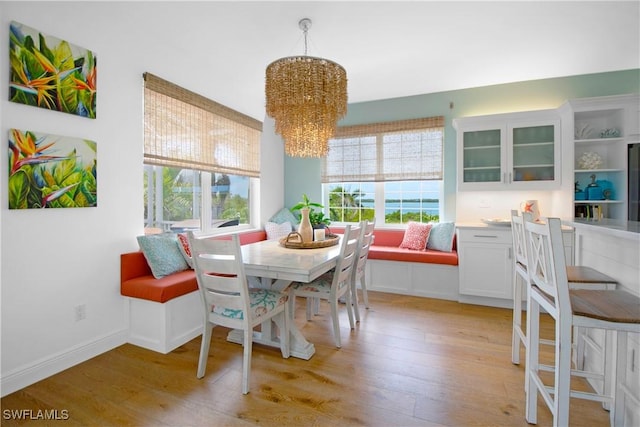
xmin=9 ymin=129 xmax=97 ymax=209
xmin=9 ymin=21 xmax=97 ymax=118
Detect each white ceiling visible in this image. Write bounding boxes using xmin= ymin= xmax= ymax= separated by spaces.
xmin=149 ymin=1 xmax=640 ymax=120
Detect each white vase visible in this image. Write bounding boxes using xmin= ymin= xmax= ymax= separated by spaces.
xmin=298 ymin=208 xmax=313 ymax=243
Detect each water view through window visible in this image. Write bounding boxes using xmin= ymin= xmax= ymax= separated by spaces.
xmin=326 ymin=181 xmax=440 ymax=224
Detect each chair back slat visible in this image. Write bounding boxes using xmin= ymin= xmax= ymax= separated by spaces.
xmin=333 ymin=225 xmax=360 ymax=295
xmin=187 ymin=232 xmax=250 ymax=327
xmin=510 ymin=209 xmax=532 ymax=269
xmin=523 ymin=217 xmax=570 ymax=314
xmin=353 ymin=219 xmax=375 ymax=282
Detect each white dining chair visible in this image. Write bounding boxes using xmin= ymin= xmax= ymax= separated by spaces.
xmin=523 ymin=217 xmax=640 ymax=427
xmin=187 ymin=232 xmax=290 ymax=394
xmin=290 ymin=224 xmax=360 ymax=348
xmin=351 ymin=219 xmax=375 ymax=322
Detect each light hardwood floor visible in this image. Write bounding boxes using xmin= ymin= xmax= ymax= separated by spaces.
xmin=2 ymin=292 xmax=610 ymax=426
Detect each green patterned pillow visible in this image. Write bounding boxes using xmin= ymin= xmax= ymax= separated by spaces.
xmin=269 ymin=208 xmax=299 ymax=230
xmin=137 ymin=233 xmax=189 ymax=279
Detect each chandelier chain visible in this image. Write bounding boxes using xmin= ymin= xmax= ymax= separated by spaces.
xmin=299 ymin=18 xmax=311 ymax=55
xmin=304 ymin=27 xmax=308 ymax=55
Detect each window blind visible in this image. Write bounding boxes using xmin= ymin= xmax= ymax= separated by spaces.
xmin=143 ymin=72 xmax=262 ymax=177
xmin=322 ymin=116 xmax=444 ymax=183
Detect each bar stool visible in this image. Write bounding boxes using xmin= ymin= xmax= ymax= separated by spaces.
xmin=510 ymin=210 xmax=618 ymax=366
xmin=523 ymin=217 xmax=640 ymax=427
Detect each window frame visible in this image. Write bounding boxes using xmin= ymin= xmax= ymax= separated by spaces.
xmin=321 ymin=117 xmax=445 ymax=227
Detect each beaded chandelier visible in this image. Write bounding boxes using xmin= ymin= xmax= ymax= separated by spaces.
xmin=265 ymin=18 xmax=347 ymax=158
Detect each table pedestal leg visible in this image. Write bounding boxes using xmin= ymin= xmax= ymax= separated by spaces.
xmin=226 ymin=277 xmax=316 ymax=360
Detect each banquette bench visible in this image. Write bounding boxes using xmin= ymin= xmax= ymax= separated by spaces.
xmin=331 ymin=226 xmax=459 ymax=301
xmin=121 ymin=225 xmax=459 ymax=353
xmin=120 ymin=230 xmax=266 ymax=353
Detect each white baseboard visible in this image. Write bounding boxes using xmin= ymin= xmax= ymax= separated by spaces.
xmin=0 ymin=329 xmax=127 ymax=397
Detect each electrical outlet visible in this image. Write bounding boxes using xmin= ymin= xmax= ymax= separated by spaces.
xmin=74 ymin=304 xmax=86 ymax=322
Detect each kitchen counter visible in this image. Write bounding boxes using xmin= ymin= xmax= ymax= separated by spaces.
xmin=568 ymin=219 xmax=640 ymax=241
xmin=568 ymin=219 xmax=639 ymax=295
xmin=457 ymin=221 xmax=574 ymax=231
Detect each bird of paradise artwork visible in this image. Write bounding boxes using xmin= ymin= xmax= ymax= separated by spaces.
xmin=9 ymin=21 xmax=97 ymax=118
xmin=8 ymin=129 xmax=97 ymax=209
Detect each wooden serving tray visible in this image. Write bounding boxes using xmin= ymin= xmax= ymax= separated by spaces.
xmin=279 ymin=232 xmax=340 ymax=249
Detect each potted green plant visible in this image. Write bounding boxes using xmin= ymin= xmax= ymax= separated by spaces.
xmin=308 ymin=210 xmax=331 ymax=229
xmin=291 ymin=194 xmax=331 ymax=233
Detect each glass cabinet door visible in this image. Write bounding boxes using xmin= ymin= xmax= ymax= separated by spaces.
xmin=511 ymin=124 xmax=556 ymax=183
xmin=462 ymin=129 xmax=502 ymax=184
xmin=455 ymin=111 xmax=560 ymax=191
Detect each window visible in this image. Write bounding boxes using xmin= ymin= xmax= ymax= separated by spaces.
xmin=143 ymin=73 xmax=261 ymax=232
xmin=144 ymin=166 xmax=250 ymax=232
xmin=322 ymin=117 xmax=444 ymax=225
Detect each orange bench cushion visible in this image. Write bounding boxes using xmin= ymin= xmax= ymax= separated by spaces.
xmin=120 ymin=230 xmax=267 ymax=304
xmin=122 ymin=271 xmax=198 ymax=303
xmin=330 ymin=226 xmax=457 ymax=265
xmin=368 ymin=246 xmax=458 ymax=265
xmin=121 ymin=252 xmax=197 ymax=303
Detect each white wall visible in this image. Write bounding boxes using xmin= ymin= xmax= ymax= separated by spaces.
xmin=260 ymin=116 xmax=286 ymax=224
xmin=0 ymin=2 xmax=282 ymax=396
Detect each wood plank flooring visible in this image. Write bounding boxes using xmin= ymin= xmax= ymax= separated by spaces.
xmin=1 ymin=292 xmax=611 ymax=426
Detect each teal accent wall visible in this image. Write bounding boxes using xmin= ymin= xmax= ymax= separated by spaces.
xmin=284 ymin=69 xmax=640 ymax=220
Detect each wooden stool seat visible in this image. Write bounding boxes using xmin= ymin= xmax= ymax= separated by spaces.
xmin=570 ymin=289 xmax=640 ymax=324
xmin=566 ymin=266 xmax=618 ymax=286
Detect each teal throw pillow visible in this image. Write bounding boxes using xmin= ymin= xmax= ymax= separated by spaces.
xmin=137 ymin=233 xmax=190 ymax=279
xmin=269 ymin=208 xmax=299 ymax=230
xmin=426 ymin=222 xmax=456 ymax=252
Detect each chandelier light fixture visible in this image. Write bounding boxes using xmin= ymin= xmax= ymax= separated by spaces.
xmin=265 ymin=18 xmax=348 ymax=157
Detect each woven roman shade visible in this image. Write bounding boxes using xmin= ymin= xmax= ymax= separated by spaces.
xmin=322 ymin=116 xmax=444 ymax=183
xmin=143 ymin=73 xmax=262 ymax=177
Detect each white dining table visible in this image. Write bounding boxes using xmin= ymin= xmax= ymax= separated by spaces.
xmin=225 ymin=237 xmax=342 ymax=360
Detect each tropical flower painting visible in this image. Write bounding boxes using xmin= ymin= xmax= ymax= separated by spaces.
xmin=9 ymin=129 xmax=97 ymax=209
xmin=9 ymin=21 xmax=97 ymax=118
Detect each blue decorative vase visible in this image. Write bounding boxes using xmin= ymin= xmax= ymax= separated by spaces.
xmin=586 ymin=174 xmax=603 ymax=200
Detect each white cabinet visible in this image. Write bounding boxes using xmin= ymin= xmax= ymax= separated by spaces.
xmin=563 ymin=94 xmax=640 ymax=222
xmin=457 ymin=227 xmax=513 ymax=299
xmin=617 ymin=332 xmax=640 ymax=427
xmin=457 ymin=224 xmax=574 ymax=303
xmin=453 ymin=109 xmax=561 ymax=191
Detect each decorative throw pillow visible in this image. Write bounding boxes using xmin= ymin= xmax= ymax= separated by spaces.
xmin=176 ymin=233 xmax=194 ymax=268
xmin=265 ymin=221 xmax=292 ymax=240
xmin=268 ymin=208 xmax=298 ymax=230
xmin=137 ymin=233 xmax=189 ymax=279
xmin=399 ymin=222 xmax=433 ymax=251
xmin=426 ymin=222 xmax=456 ymax=252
